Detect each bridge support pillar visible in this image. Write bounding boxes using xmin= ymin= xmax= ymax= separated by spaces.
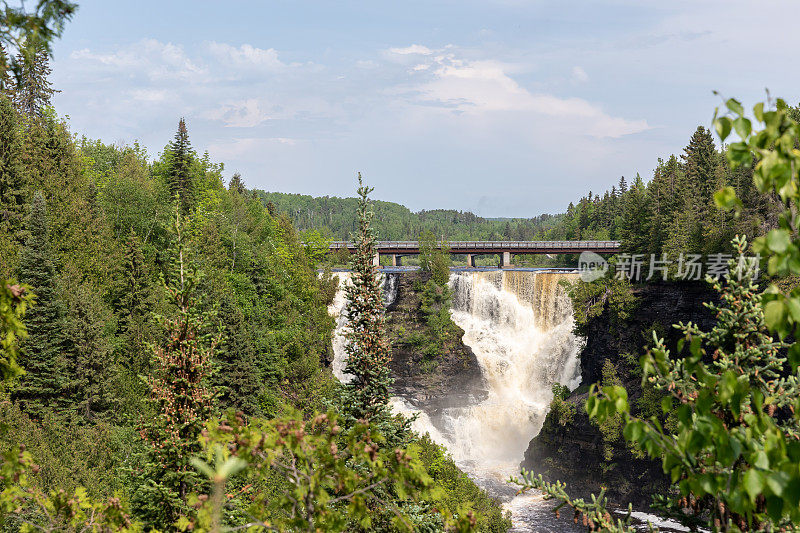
xmin=373 ymin=253 xmax=380 ymax=267
xmin=501 ymin=251 xmax=512 ymax=268
xmin=392 ymin=254 xmax=401 ymax=267
xmin=466 ymin=254 xmax=476 ymax=268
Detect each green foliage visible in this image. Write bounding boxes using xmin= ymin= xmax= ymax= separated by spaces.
xmin=0 ymin=280 xmax=31 ymax=383
xmin=256 ymin=191 xmax=560 ymax=242
xmin=0 ymin=86 xmax=25 ymax=256
xmin=417 ymin=278 xmax=458 ymax=360
xmin=166 ymin=118 xmax=195 ymax=214
xmin=548 ymin=383 xmax=576 ymax=427
xmin=419 ymin=230 xmax=452 ymax=285
xmin=0 ymin=1 xmax=77 ymax=85
xmin=13 ymin=191 xmax=71 ymax=420
xmin=341 ymin=174 xmax=393 ymax=423
xmin=415 ymin=435 xmax=511 ymax=532
xmin=132 ymin=211 xmax=220 ymax=528
xmin=565 ymin=276 xmax=637 ymax=336
xmin=593 ymin=360 xmax=622 ymax=462
xmin=588 ymin=237 xmax=800 ymax=531
xmin=185 ymin=411 xmax=478 ymax=533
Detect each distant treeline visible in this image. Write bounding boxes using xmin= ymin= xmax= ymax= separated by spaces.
xmin=259 ymin=125 xmax=783 ymax=258
xmin=255 ymin=191 xmax=562 ymax=241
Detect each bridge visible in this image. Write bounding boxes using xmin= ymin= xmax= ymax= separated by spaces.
xmin=329 ymin=240 xmax=621 ymax=268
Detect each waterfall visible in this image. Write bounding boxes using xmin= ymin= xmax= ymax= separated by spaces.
xmin=438 ymin=271 xmax=582 ymax=471
xmin=328 ymin=269 xmax=584 ymax=531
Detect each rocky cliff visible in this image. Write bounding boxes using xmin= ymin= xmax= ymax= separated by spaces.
xmin=385 ymin=271 xmax=487 ymax=415
xmin=521 ymin=281 xmax=717 ymax=508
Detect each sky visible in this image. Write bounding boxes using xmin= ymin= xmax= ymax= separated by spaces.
xmin=48 ymin=0 xmax=800 ymax=218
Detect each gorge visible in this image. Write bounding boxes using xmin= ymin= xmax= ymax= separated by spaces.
xmin=329 ymin=269 xmax=585 ymax=531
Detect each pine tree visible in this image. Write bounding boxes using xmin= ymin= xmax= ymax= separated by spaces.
xmin=0 ymin=71 xmax=26 ymax=263
xmin=619 ymin=174 xmax=652 ymax=255
xmin=133 ymin=207 xmax=218 ymax=527
xmin=167 ymin=118 xmax=194 ymax=213
xmin=228 ymin=172 xmax=245 ymax=195
xmin=13 ymin=46 xmax=56 ymax=120
xmin=341 ymin=173 xmax=392 ymax=422
xmin=13 ymin=192 xmax=69 ymax=419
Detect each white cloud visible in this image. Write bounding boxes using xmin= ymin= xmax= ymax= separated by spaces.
xmin=388 ymin=44 xmax=433 ymax=56
xmin=571 ymin=66 xmax=589 ymax=83
xmin=206 ymin=42 xmax=285 ymax=69
xmin=129 ymin=88 xmax=168 ymax=103
xmin=205 ymin=99 xmax=270 ymax=128
xmin=71 ymin=38 xmax=206 ymax=81
xmin=394 ymin=50 xmax=648 ymax=138
xmin=207 ymin=137 xmax=298 ymax=159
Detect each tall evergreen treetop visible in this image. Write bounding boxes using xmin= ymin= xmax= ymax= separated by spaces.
xmin=167 ymin=118 xmax=195 ymax=213
xmin=341 ymin=173 xmax=392 ymax=422
xmin=13 ymin=46 xmax=56 ymax=119
xmin=682 ymin=126 xmax=717 ymax=201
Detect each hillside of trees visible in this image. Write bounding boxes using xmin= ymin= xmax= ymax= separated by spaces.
xmin=256 ymin=191 xmax=561 ymax=241
xmin=0 ymin=42 xmax=510 ymax=531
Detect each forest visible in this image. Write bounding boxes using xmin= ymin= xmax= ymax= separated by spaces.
xmin=0 ymin=27 xmax=509 ymax=532
xmin=6 ymin=2 xmax=800 ymax=533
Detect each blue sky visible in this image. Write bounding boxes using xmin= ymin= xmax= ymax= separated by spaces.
xmin=49 ymin=0 xmax=800 ymax=217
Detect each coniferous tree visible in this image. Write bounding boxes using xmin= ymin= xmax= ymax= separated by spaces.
xmin=619 ymin=174 xmax=652 ymax=255
xmin=617 ymin=176 xmax=628 ymax=196
xmin=64 ymin=282 xmax=115 ymax=422
xmin=13 ymin=45 xmax=56 ymax=120
xmin=341 ymin=173 xmax=392 ymax=422
xmin=13 ymin=191 xmax=69 ymax=419
xmin=166 ymin=118 xmax=194 ymax=214
xmin=0 ymin=89 xmax=25 ymax=234
xmin=133 ymin=208 xmax=218 ymax=527
xmin=0 ymin=45 xmax=14 ymax=94
xmin=683 ymin=126 xmax=717 ymax=202
xmin=227 ymin=172 xmax=245 ymax=195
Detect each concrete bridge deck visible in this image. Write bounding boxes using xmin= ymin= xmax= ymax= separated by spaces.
xmin=329 ymin=240 xmax=620 ymax=267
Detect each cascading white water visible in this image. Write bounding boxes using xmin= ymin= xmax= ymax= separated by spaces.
xmin=442 ymin=271 xmax=582 ymax=471
xmin=328 ymin=269 xmax=583 ymax=531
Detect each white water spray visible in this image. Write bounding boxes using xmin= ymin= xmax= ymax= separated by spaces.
xmin=328 ymin=269 xmax=583 ymax=530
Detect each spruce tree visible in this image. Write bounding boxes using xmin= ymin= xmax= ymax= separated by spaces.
xmin=167 ymin=118 xmax=194 ymax=214
xmin=341 ymin=173 xmax=392 ymax=422
xmin=619 ymin=174 xmax=652 ymax=255
xmin=682 ymin=126 xmax=717 ymax=202
xmin=0 ymin=70 xmax=26 ymax=264
xmin=13 ymin=191 xmax=69 ymax=419
xmin=13 ymin=46 xmax=56 ymax=120
xmin=227 ymin=172 xmax=245 ymax=194
xmin=133 ymin=207 xmax=218 ymax=527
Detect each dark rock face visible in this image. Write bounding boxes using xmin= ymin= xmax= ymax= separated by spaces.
xmin=579 ymin=282 xmax=717 ymax=387
xmin=521 ymin=281 xmax=717 ymax=508
xmin=385 ymin=271 xmax=487 ymax=416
